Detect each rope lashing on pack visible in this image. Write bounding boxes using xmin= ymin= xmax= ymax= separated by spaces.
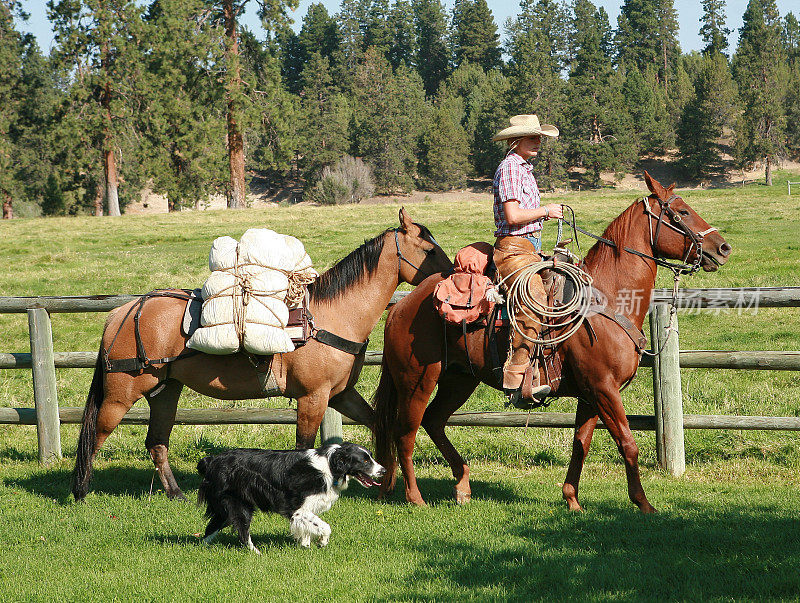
xmin=498 ymin=258 xmax=594 ymax=347
xmin=200 ymin=253 xmax=317 ymax=349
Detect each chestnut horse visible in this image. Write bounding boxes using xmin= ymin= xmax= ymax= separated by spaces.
xmin=72 ymin=209 xmax=453 ymax=501
xmin=373 ymin=173 xmax=731 ymax=512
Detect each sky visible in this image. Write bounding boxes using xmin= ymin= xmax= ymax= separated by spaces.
xmin=14 ymin=0 xmax=799 ymax=56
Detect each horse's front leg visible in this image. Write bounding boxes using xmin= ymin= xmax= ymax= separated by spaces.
xmin=562 ymin=397 xmax=598 ymax=511
xmin=295 ymin=388 xmax=332 ymax=449
xmin=594 ymin=385 xmax=656 ymax=513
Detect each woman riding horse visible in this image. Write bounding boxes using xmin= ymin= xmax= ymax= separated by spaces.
xmin=492 ymin=114 xmax=564 ymax=407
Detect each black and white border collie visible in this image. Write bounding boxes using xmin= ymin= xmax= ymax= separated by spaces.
xmin=197 ymin=442 xmax=385 ymax=552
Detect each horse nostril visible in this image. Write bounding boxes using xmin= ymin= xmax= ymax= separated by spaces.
xmin=718 ymin=242 xmax=731 ymax=257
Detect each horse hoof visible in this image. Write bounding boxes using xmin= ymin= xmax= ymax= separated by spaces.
xmin=406 ymin=497 xmax=428 ymax=507
xmin=167 ymin=491 xmax=187 ymax=502
xmin=454 ymin=489 xmax=471 ymax=504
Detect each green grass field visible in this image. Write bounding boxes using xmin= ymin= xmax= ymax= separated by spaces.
xmin=1 ymin=172 xmax=800 ymax=600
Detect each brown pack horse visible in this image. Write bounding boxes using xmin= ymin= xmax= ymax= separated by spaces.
xmin=373 ymin=173 xmax=731 ymax=512
xmin=72 ymin=209 xmax=453 ymax=501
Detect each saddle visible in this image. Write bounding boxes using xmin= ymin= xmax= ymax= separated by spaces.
xmin=434 ymin=242 xmax=648 ymax=395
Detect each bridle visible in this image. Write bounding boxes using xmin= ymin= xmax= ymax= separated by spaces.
xmin=393 ymin=227 xmax=439 ymax=274
xmin=563 ymin=194 xmax=719 ymax=277
xmin=561 ymin=193 xmax=720 ymax=355
xmin=639 ymin=193 xmax=719 ymax=276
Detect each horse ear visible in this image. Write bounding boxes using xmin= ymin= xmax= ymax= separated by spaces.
xmin=643 ymin=171 xmax=666 ymax=198
xmin=398 ymin=207 xmax=413 ymax=233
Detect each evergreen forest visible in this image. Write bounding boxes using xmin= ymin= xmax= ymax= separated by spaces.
xmin=1 ymin=0 xmax=799 ymax=216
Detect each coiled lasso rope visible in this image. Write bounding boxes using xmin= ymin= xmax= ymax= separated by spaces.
xmin=498 ymin=259 xmax=594 ymax=347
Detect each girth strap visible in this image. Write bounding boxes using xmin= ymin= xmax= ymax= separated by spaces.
xmin=313 ymin=329 xmax=369 ymax=355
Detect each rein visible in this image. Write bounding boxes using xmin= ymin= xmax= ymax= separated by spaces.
xmin=562 ymin=193 xmax=718 ymax=357
xmin=563 ymin=194 xmax=717 ymax=277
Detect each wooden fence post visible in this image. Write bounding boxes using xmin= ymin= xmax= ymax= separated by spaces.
xmin=28 ymin=308 xmax=62 ymax=465
xmin=319 ymin=407 xmax=344 ymax=445
xmin=649 ymin=303 xmax=685 ymax=476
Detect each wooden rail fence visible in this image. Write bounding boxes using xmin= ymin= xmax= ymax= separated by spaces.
xmin=2 ymin=287 xmax=800 ymax=477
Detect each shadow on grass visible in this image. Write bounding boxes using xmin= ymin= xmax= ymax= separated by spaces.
xmin=4 ymin=466 xmax=201 ymax=504
xmin=148 ymin=531 xmax=296 ymax=551
xmin=364 ymin=476 xmax=529 ymax=506
xmin=391 ymin=499 xmax=800 ymax=600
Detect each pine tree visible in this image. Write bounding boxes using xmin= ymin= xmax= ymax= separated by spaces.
xmin=451 ymin=0 xmax=501 ymax=72
xmin=566 ymin=0 xmax=636 ymax=185
xmin=677 ymin=52 xmax=737 ymax=178
xmin=338 ymin=0 xmax=368 ymax=72
xmin=616 ymin=0 xmax=680 ymax=94
xmin=700 ymin=0 xmax=730 ymax=56
xmin=784 ymin=13 xmax=800 ymax=64
xmin=0 ymin=1 xmax=25 ymax=216
xmin=782 ymin=13 xmax=800 ymax=156
xmin=138 ymin=0 xmax=227 ymax=211
xmin=297 ymin=52 xmax=351 ymax=179
xmin=208 ymin=0 xmax=298 ymax=208
xmin=388 ymin=0 xmax=416 ymax=69
xmin=506 ymin=0 xmax=570 ymax=188
xmin=417 ymin=97 xmax=469 ymax=190
xmin=412 ymin=0 xmax=450 ymax=96
xmin=13 ymin=37 xmax=62 ymax=212
xmin=364 ymin=0 xmax=392 ymax=54
xmin=437 ymin=62 xmax=509 ymax=176
xmin=350 ymin=48 xmax=426 ymax=191
xmin=732 ymin=0 xmax=788 ymax=185
xmin=48 ymin=0 xmax=146 ymax=215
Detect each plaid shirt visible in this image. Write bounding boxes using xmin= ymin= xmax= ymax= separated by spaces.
xmin=493 ymin=152 xmax=542 ymax=237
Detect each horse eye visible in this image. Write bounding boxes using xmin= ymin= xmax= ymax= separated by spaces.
xmin=425 ymin=247 xmax=436 ymax=256
xmin=679 ymin=210 xmax=690 ymax=216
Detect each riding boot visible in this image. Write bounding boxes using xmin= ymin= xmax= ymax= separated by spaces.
xmin=494 ymin=236 xmax=552 ymax=409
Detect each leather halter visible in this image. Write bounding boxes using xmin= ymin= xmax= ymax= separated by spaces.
xmin=640 ymin=193 xmax=718 ymax=275
xmin=394 ymin=227 xmax=423 ymax=272
xmin=563 ymin=194 xmax=718 ymax=276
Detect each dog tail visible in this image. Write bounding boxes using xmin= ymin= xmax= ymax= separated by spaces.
xmin=196 ymin=456 xmax=212 ymax=508
xmin=72 ymin=350 xmax=105 ymax=501
xmin=371 ymin=355 xmax=399 ymax=493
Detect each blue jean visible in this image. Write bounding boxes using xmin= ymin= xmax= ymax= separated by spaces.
xmin=523 ymin=233 xmax=542 ymax=252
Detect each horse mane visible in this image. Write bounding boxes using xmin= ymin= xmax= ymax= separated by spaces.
xmin=583 ymin=200 xmax=640 ymax=268
xmin=308 ymin=229 xmax=391 ymax=302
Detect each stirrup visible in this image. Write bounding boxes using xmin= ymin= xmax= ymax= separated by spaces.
xmin=506 ymin=384 xmax=552 ymax=410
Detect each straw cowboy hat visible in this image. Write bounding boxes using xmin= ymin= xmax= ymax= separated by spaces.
xmin=492 ymin=114 xmax=559 ymax=142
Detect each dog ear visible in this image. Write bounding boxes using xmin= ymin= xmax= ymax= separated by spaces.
xmin=328 ymin=448 xmax=351 ymax=478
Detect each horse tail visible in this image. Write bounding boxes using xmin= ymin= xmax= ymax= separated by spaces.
xmin=72 ymin=350 xmax=104 ymax=501
xmin=372 ymin=356 xmax=399 ymax=492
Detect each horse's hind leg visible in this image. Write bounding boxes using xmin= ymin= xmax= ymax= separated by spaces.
xmin=420 ymin=371 xmax=479 ymax=504
xmin=145 ymin=379 xmax=186 ymax=500
xmin=395 ymin=374 xmax=439 ymax=506
xmin=594 ymin=387 xmax=656 ymax=513
xmin=562 ymin=398 xmax=599 ymax=511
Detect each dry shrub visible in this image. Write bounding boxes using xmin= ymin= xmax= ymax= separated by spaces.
xmin=307 ymin=156 xmax=375 ymax=205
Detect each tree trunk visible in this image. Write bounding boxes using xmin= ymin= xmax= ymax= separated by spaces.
xmin=104 ymin=146 xmax=120 ymax=216
xmin=100 ymin=5 xmax=121 ymax=217
xmin=765 ymin=155 xmax=773 ymax=186
xmin=2 ymin=191 xmax=12 ymax=219
xmin=94 ymin=184 xmax=104 ymax=216
xmin=223 ymin=0 xmax=247 ymax=209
